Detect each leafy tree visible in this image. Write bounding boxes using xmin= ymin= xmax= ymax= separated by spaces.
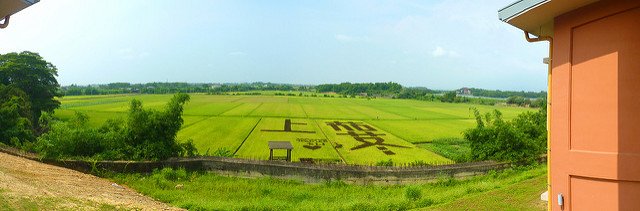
xmin=0 ymin=51 xmax=61 ymax=127
xmin=0 ymin=84 xmax=34 ymax=145
xmin=506 ymin=95 xmax=532 ymax=106
xmin=124 ymin=93 xmax=191 ymax=160
xmin=35 ymin=93 xmax=196 ymax=160
xmin=440 ymin=91 xmax=457 ymax=103
xmin=463 ymin=107 xmax=546 ymax=163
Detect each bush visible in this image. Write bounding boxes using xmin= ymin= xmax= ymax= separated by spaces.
xmin=404 ymin=186 xmax=422 ymax=201
xmin=35 ymin=93 xmax=193 ymax=160
xmin=179 ymin=139 xmax=198 ymax=157
xmin=463 ymin=107 xmax=546 ymax=163
xmin=35 ymin=112 xmax=107 ymax=159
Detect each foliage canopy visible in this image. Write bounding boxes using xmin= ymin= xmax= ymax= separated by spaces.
xmin=0 ymin=84 xmax=34 ymax=145
xmin=35 ymin=93 xmax=196 ymax=160
xmin=463 ymin=106 xmax=547 ymax=163
xmin=0 ymin=51 xmax=61 ymax=127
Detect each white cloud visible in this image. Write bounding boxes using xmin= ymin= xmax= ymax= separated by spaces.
xmin=431 ymin=46 xmax=459 ymax=57
xmin=228 ymin=51 xmax=246 ymax=56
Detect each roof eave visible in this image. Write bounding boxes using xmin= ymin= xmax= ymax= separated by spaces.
xmin=498 ymin=0 xmax=550 ymax=23
xmin=498 ymin=0 xmax=601 ymax=37
xmin=0 ymin=0 xmax=40 ymax=18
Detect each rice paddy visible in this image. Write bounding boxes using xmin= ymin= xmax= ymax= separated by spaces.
xmin=54 ymin=93 xmax=533 ymax=165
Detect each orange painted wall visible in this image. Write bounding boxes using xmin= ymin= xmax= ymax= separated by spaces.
xmin=551 ymin=0 xmax=640 ymax=210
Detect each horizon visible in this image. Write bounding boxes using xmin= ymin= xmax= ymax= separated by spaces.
xmin=1 ymin=0 xmax=548 ymax=92
xmin=61 ymin=81 xmax=547 ymax=92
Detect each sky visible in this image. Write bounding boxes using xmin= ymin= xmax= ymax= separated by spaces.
xmin=0 ymin=0 xmax=549 ymax=91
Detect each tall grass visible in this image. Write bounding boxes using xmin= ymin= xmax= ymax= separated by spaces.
xmin=112 ymin=164 xmax=546 ymax=210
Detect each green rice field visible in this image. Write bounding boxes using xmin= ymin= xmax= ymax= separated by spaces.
xmin=54 ymin=94 xmax=533 ymax=165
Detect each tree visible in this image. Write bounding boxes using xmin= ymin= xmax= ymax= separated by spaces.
xmin=35 ymin=93 xmax=195 ymax=160
xmin=0 ymin=84 xmax=34 ymax=145
xmin=125 ymin=93 xmax=191 ymax=160
xmin=506 ymin=96 xmax=527 ymax=106
xmin=440 ymin=91 xmax=457 ymax=103
xmin=463 ymin=107 xmax=546 ymax=163
xmin=0 ymin=51 xmax=61 ymax=128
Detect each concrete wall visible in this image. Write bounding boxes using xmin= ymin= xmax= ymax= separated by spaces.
xmin=0 ymin=146 xmax=518 ymax=182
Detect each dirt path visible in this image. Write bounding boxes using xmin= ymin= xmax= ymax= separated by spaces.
xmin=0 ymin=152 xmax=181 ymax=210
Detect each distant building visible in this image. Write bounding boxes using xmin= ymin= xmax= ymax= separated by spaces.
xmin=458 ymin=87 xmax=471 ymax=95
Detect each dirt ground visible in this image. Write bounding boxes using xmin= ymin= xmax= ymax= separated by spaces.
xmin=0 ymin=152 xmax=181 ymax=210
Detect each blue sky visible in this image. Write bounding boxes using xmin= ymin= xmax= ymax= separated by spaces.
xmin=0 ymin=0 xmax=549 ymax=91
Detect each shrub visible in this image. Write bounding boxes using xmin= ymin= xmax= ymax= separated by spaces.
xmin=35 ymin=93 xmax=193 ymax=160
xmin=404 ymin=186 xmax=422 ymax=201
xmin=179 ymin=139 xmax=198 ymax=157
xmin=463 ymin=107 xmax=546 ymax=163
xmin=35 ymin=112 xmax=107 ymax=159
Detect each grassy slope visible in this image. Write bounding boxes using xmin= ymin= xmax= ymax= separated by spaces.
xmin=111 ymin=165 xmax=546 ymax=210
xmin=425 ymin=174 xmax=547 ymax=211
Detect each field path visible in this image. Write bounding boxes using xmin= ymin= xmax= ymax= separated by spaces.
xmin=0 ymin=152 xmax=181 ymax=210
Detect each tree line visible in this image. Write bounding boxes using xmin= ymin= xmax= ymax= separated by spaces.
xmin=62 ymin=82 xmax=313 ymax=96
xmin=462 ymin=88 xmax=546 ymax=99
xmin=315 ymin=82 xmax=403 ymax=96
xmin=63 ymin=81 xmax=546 ymax=108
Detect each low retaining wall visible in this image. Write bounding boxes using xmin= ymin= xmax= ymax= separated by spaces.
xmin=0 ymin=146 xmax=519 ymax=181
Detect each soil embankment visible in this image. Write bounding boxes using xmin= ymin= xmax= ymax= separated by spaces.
xmin=0 ymin=152 xmax=180 ymax=210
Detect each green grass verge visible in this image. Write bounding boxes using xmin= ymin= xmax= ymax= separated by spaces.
xmin=425 ymin=173 xmax=547 ymax=211
xmin=111 ymin=165 xmax=547 ymax=210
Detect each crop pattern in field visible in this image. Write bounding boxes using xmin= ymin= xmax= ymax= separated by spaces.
xmin=55 ymin=94 xmax=533 ymax=165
